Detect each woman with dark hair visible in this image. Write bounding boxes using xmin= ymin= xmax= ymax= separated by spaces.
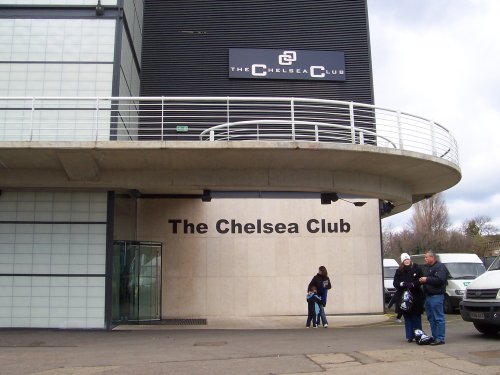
xmin=308 ymin=266 xmax=332 ymax=327
xmin=393 ymin=253 xmax=425 ymax=342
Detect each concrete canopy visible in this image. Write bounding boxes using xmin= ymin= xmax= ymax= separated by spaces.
xmin=0 ymin=140 xmax=461 ymax=215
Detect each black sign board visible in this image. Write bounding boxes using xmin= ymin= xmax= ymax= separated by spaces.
xmin=229 ymin=48 xmax=345 ymax=81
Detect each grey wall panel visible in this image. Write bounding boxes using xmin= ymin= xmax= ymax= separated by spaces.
xmin=141 ymin=0 xmax=373 ymax=104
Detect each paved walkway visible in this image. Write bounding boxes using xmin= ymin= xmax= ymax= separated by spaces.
xmin=2 ymin=314 xmax=499 ymax=375
xmin=113 ymin=314 xmax=389 ymax=330
xmin=296 ymin=348 xmax=500 ymax=375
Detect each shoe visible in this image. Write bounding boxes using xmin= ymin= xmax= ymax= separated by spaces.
xmin=407 ymin=338 xmax=413 ymax=343
xmin=323 ymin=324 xmax=328 ymax=328
xmin=430 ymin=340 xmax=445 ymax=346
xmin=306 ymin=326 xmax=310 ymax=328
xmin=396 ymin=319 xmax=402 ymax=323
xmin=313 ymin=326 xmax=318 ymax=328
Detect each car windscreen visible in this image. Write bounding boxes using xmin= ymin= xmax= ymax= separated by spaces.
xmin=444 ymin=262 xmax=486 ymax=279
xmin=488 ymin=256 xmax=500 ymax=271
xmin=383 ymin=267 xmax=398 ymax=279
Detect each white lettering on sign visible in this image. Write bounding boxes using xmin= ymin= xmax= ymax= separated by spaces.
xmin=310 ymin=66 xmax=325 ymax=78
xmin=251 ymin=64 xmax=267 ymax=77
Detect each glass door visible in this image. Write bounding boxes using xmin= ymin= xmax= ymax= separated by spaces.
xmin=112 ymin=241 xmax=161 ymax=324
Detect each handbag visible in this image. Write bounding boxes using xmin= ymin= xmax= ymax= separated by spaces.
xmin=414 ymin=329 xmax=432 ymax=345
xmin=399 ymin=290 xmax=414 ymax=312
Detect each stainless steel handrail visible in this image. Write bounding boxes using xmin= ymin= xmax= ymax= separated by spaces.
xmin=199 ymin=119 xmax=398 ymax=148
xmin=0 ymin=96 xmax=460 ymax=167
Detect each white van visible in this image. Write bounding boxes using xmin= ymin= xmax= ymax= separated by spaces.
xmin=383 ymin=259 xmax=399 ymax=303
xmin=411 ymin=253 xmax=486 ymax=313
xmin=460 ymin=255 xmax=500 ymax=334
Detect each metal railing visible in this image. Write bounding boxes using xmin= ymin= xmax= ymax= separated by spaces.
xmin=0 ymin=96 xmax=459 ymax=166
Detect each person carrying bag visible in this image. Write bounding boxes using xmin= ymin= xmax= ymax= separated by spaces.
xmin=393 ymin=253 xmax=425 ymax=342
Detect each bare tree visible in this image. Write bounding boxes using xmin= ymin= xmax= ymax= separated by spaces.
xmin=446 ymin=229 xmax=472 ymax=253
xmin=409 ymin=193 xmax=450 ymax=253
xmin=382 ymin=196 xmax=499 ymax=257
xmin=462 ymin=216 xmax=498 ymax=237
xmin=381 ymin=222 xmax=396 ymax=258
xmin=462 ymin=216 xmax=499 ymax=256
xmin=382 ymin=223 xmax=420 ymax=259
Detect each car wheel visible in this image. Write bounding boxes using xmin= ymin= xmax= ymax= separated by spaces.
xmin=473 ymin=322 xmax=500 ymax=335
xmin=444 ymin=295 xmax=454 ymax=314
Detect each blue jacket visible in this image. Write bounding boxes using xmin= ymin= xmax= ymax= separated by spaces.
xmin=306 ymin=293 xmax=322 ymax=315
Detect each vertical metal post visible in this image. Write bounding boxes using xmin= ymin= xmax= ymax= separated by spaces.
xmin=291 ymin=98 xmax=295 ymax=141
xmin=315 ymin=124 xmax=319 ymax=142
xmin=95 ymin=98 xmax=100 ymax=141
xmin=397 ymin=111 xmax=404 ymax=149
xmin=161 ymin=97 xmax=164 ymax=141
xmin=226 ymin=97 xmax=230 ymax=140
xmin=359 ymin=131 xmax=365 ymax=145
xmin=430 ymin=120 xmax=436 ymax=156
xmin=349 ymin=102 xmax=356 ymax=143
xmin=449 ymin=133 xmax=455 ymax=162
xmin=29 ymin=97 xmax=35 ymax=141
xmin=210 ymin=130 xmax=214 ymax=141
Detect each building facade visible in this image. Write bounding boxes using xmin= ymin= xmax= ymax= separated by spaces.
xmin=0 ymin=0 xmax=141 ymax=328
xmin=0 ymin=0 xmax=461 ymax=329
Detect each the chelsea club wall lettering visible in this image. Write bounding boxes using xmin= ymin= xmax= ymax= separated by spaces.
xmin=168 ymin=218 xmax=351 ymax=235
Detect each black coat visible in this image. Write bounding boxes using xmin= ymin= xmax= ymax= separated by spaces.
xmin=308 ymin=273 xmax=332 ymax=306
xmin=393 ymin=264 xmax=425 ymax=315
xmin=308 ymin=273 xmax=332 ymax=293
xmin=422 ymin=261 xmax=448 ymax=295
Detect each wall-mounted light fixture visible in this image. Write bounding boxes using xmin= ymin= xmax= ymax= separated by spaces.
xmin=96 ymin=0 xmax=104 ymax=16
xmin=128 ymin=189 xmax=141 ymax=199
xmin=201 ymin=190 xmax=212 ymax=202
xmin=380 ymin=200 xmax=395 ymax=216
xmin=320 ymin=192 xmax=339 ymax=205
xmin=342 ymin=199 xmax=366 ymax=207
xmin=321 ymin=192 xmax=366 ymax=207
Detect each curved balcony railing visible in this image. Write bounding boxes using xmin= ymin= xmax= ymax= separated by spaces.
xmin=0 ymin=96 xmax=459 ymax=167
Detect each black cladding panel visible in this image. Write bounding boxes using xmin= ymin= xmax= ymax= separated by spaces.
xmin=141 ymin=0 xmax=373 ymax=103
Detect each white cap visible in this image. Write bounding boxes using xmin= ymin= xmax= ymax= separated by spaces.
xmin=401 ymin=253 xmax=411 ymax=262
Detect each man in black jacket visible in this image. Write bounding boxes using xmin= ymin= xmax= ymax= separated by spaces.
xmin=419 ymin=250 xmax=447 ymax=345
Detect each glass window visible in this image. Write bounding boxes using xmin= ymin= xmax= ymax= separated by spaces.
xmin=0 ymin=18 xmax=116 ymax=62
xmin=488 ymin=256 xmax=500 ymax=271
xmin=383 ymin=266 xmax=398 ymax=279
xmin=0 ymin=1 xmax=116 ymax=5
xmin=445 ymin=263 xmax=486 ymax=279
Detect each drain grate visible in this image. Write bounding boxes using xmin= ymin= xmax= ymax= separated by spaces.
xmin=194 ymin=341 xmax=227 ymax=347
xmin=157 ymin=318 xmax=207 ymax=326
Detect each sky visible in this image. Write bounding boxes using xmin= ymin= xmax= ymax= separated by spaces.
xmin=367 ymin=0 xmax=500 ymax=232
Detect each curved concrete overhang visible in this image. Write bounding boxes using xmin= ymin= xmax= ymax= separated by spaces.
xmin=0 ymin=140 xmax=461 ymax=214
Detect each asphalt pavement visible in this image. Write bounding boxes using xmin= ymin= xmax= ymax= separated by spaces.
xmin=0 ymin=313 xmax=499 ymax=375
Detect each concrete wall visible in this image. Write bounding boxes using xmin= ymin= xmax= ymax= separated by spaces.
xmin=133 ymin=198 xmax=384 ymax=318
xmin=114 ymin=196 xmax=137 ymax=241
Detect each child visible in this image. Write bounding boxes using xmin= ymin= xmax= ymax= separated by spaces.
xmin=306 ymin=286 xmax=322 ymax=328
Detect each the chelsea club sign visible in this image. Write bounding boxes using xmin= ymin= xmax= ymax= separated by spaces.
xmin=168 ymin=218 xmax=352 ymax=235
xmin=229 ymin=48 xmax=346 ymax=81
